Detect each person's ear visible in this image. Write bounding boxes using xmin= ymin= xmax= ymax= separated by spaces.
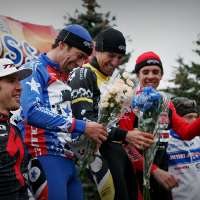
xmin=58 ymin=41 xmax=64 ymax=49
xmin=91 ymin=41 xmax=96 ymax=55
xmin=58 ymin=41 xmax=69 ymax=51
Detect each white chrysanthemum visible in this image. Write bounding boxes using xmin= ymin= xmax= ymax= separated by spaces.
xmin=115 ymin=96 xmax=121 ymax=103
xmin=109 ymin=88 xmax=118 ymax=95
xmin=115 ymin=78 xmax=125 ymax=86
xmin=102 ymin=95 xmax=109 ymax=103
xmin=101 ymin=102 xmax=109 ymax=108
xmin=106 ymin=92 xmax=111 ymax=98
xmin=122 ymin=71 xmax=130 ymax=79
xmin=124 ymin=87 xmax=133 ymax=98
xmin=126 ymin=79 xmax=134 ymax=87
xmin=110 ymin=103 xmax=114 ymax=107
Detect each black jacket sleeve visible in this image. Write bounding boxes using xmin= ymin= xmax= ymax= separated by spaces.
xmin=68 ymin=67 xmax=100 ymax=121
xmin=108 ymin=127 xmax=127 ymax=142
xmin=68 ymin=67 xmax=128 ymax=142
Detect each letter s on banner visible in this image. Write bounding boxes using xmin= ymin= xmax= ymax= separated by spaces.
xmin=1 ymin=34 xmax=23 ymax=67
xmin=22 ymin=41 xmax=38 ymax=63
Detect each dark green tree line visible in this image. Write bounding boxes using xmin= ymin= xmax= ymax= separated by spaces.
xmin=162 ymin=35 xmax=200 ymax=106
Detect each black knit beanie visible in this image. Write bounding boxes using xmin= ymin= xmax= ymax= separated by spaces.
xmin=95 ymin=28 xmax=126 ymax=55
xmin=172 ymin=97 xmax=198 ymax=116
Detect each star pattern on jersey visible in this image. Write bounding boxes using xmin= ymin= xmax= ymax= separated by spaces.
xmin=26 ymin=78 xmax=41 ymax=94
xmin=57 ymin=116 xmax=73 ymax=132
xmin=29 ymin=166 xmax=40 ymax=182
xmin=57 ymin=123 xmax=67 ymax=132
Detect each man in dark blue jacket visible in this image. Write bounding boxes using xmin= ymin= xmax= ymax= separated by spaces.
xmin=20 ymin=24 xmax=107 ymax=200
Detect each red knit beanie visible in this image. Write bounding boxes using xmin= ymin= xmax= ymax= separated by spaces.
xmin=134 ymin=51 xmax=163 ymax=74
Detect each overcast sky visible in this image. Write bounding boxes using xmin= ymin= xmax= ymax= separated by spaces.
xmin=0 ymin=0 xmax=200 ymax=88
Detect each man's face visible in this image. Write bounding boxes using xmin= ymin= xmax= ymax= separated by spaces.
xmin=59 ymin=43 xmax=88 ymax=73
xmin=0 ymin=74 xmax=21 ymax=114
xmin=183 ymin=113 xmax=198 ymax=123
xmin=137 ymin=65 xmax=162 ymax=89
xmin=96 ymin=52 xmax=123 ymax=76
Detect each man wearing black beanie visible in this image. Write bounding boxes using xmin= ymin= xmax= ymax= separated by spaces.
xmin=95 ymin=28 xmax=126 ymax=55
xmin=68 ymin=28 xmax=154 ymax=200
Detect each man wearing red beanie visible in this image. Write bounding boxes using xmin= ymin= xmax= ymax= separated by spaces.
xmin=133 ymin=51 xmax=200 ymax=141
xmin=119 ymin=51 xmax=200 ymax=200
xmin=134 ymin=51 xmax=163 ymax=75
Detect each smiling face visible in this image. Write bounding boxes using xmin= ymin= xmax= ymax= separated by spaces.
xmin=96 ymin=51 xmax=123 ymax=76
xmin=0 ymin=74 xmax=21 ymax=114
xmin=137 ymin=65 xmax=163 ymax=89
xmin=57 ymin=42 xmax=88 ymax=73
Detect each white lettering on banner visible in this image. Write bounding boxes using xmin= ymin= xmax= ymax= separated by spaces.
xmin=1 ymin=34 xmax=23 ymax=67
xmin=0 ymin=33 xmax=38 ymax=66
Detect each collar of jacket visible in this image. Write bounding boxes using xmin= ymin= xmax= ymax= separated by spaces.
xmin=0 ymin=112 xmax=10 ymax=122
xmin=40 ymin=53 xmax=60 ymax=71
xmin=90 ymin=57 xmax=109 ymax=77
xmin=83 ymin=58 xmax=109 ymax=87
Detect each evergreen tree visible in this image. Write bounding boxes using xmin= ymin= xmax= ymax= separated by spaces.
xmin=64 ymin=0 xmax=116 ymax=38
xmin=64 ymin=0 xmax=131 ymax=65
xmin=162 ymin=36 xmax=200 ymax=105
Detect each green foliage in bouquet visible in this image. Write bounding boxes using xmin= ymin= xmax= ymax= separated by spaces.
xmin=132 ymin=87 xmax=170 ymax=200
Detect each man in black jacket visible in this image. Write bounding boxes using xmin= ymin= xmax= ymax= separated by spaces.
xmin=0 ymin=58 xmax=32 ymax=200
xmin=68 ymin=28 xmax=154 ymax=200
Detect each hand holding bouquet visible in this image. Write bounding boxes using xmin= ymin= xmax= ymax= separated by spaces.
xmin=131 ymin=86 xmax=170 ymax=200
xmin=73 ymin=71 xmax=138 ymax=166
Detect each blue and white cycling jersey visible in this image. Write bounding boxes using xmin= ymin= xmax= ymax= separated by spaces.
xmin=19 ymin=53 xmax=85 ymax=158
xmin=167 ymin=130 xmax=200 ymax=200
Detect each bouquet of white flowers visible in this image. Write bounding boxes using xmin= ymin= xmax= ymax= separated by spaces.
xmin=131 ymin=87 xmax=170 ymax=200
xmin=87 ymin=71 xmax=138 ymax=200
xmin=72 ymin=71 xmax=138 ymax=166
xmin=98 ymin=71 xmax=137 ymax=128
